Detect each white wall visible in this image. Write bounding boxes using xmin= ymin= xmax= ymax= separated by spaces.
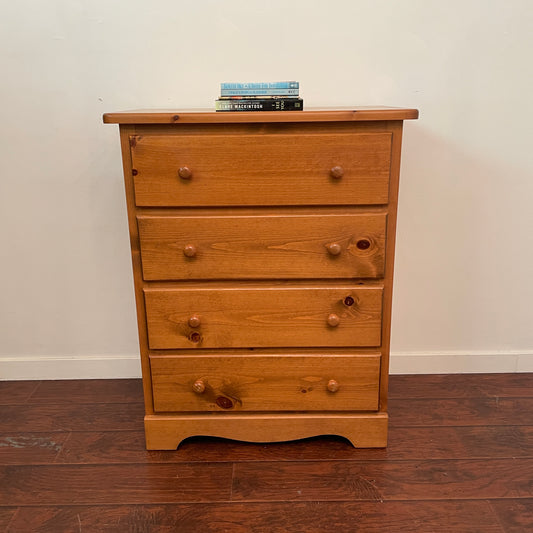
xmin=1 ymin=0 xmax=532 ymax=379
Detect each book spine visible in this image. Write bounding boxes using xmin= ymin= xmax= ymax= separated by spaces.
xmin=219 ymin=95 xmax=298 ymax=100
xmin=220 ymin=88 xmax=299 ymax=97
xmin=221 ymin=81 xmax=299 ymax=90
xmin=215 ymin=98 xmax=303 ymax=112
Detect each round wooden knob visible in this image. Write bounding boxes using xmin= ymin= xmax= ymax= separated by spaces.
xmin=330 ymin=166 xmax=344 ymax=179
xmin=178 ymin=166 xmax=193 ymax=180
xmin=192 ymin=380 xmax=205 ymax=394
xmin=183 ymin=244 xmax=197 ymax=257
xmin=327 ymin=379 xmax=339 ymax=392
xmin=326 ymin=243 xmax=342 ymax=256
xmin=327 ymin=313 xmax=341 ymax=327
xmin=188 ymin=315 xmax=201 ymax=328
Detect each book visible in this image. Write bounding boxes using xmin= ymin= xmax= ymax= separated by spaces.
xmin=218 ymin=95 xmax=299 ymax=100
xmin=220 ymin=88 xmax=299 ymax=97
xmin=221 ymin=81 xmax=299 ymax=90
xmin=215 ymin=98 xmax=303 ymax=112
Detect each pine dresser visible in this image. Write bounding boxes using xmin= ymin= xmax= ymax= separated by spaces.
xmin=103 ymin=107 xmax=418 ymax=449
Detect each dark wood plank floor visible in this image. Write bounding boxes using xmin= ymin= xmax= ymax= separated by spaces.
xmin=0 ymin=374 xmax=532 ymax=532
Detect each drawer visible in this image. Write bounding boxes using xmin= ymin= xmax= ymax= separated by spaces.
xmin=144 ymin=285 xmax=383 ymax=349
xmin=138 ymin=213 xmax=387 ymax=280
xmin=130 ymin=132 xmax=392 ymax=206
xmin=150 ymin=353 xmax=381 ymax=412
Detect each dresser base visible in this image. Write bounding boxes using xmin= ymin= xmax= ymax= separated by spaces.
xmin=144 ymin=412 xmax=388 ymax=450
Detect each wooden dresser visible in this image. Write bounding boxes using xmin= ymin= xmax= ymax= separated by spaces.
xmin=104 ymin=107 xmax=418 ymax=449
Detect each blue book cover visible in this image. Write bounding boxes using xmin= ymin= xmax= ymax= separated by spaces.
xmin=221 ymin=81 xmax=299 ymax=90
xmin=221 ymin=88 xmax=299 ymax=96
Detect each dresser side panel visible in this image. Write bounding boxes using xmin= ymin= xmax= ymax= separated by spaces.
xmin=379 ymin=121 xmax=405 ymax=410
xmin=118 ymin=125 xmax=154 ymax=414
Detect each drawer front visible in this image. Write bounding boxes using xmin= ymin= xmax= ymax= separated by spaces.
xmin=131 ymin=133 xmax=392 ymax=206
xmin=150 ymin=353 xmax=381 ymax=412
xmin=144 ymin=285 xmax=383 ymax=349
xmin=138 ymin=213 xmax=387 ymax=281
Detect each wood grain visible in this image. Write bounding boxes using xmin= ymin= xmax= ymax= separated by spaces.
xmin=138 ymin=212 xmax=387 ymax=280
xmin=131 ymin=132 xmax=392 ymax=207
xmin=4 ymin=501 xmax=505 ymax=533
xmin=1 ymin=374 xmax=532 ymax=533
xmin=0 ymin=508 xmax=17 ymax=532
xmin=389 ymin=397 xmax=533 ymax=426
xmin=28 ymin=378 xmax=143 ymax=404
xmin=0 ymin=433 xmax=69 ymax=465
xmin=3 ymin=397 xmax=529 ymax=435
xmin=0 ymin=381 xmax=40 ymax=405
xmin=144 ymin=413 xmax=388 ymax=450
xmin=0 ymin=463 xmax=233 ymax=505
xmin=150 ymin=353 xmax=380 ymax=412
xmin=377 ymin=120 xmax=404 ymax=411
xmin=144 ymin=285 xmax=383 ymax=349
xmin=109 ymin=110 xmax=413 ymax=447
xmin=51 ymin=425 xmax=533 ymax=465
xmin=119 ymin=124 xmax=156 ymax=416
xmin=389 ymin=373 xmax=533 ymax=398
xmin=490 ymin=498 xmax=533 ymax=532
xmin=103 ymin=106 xmax=420 ymax=124
xmin=231 ymin=458 xmax=533 ymax=501
xmin=0 ymin=403 xmax=144 ymax=432
xmin=6 ymin=375 xmax=528 ymax=405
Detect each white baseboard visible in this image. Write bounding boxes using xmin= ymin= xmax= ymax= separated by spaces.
xmin=390 ymin=350 xmax=533 ymax=374
xmin=0 ymin=351 xmax=531 ymax=381
xmin=0 ymin=354 xmax=142 ymax=381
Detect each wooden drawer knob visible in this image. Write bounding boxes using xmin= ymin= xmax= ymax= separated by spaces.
xmin=327 ymin=313 xmax=341 ymax=327
xmin=183 ymin=244 xmax=197 ymax=257
xmin=327 ymin=379 xmax=340 ymax=393
xmin=188 ymin=315 xmax=201 ymax=328
xmin=330 ymin=166 xmax=344 ymax=179
xmin=178 ymin=166 xmax=193 ymax=180
xmin=192 ymin=380 xmax=206 ymax=394
xmin=326 ymin=243 xmax=342 ymax=256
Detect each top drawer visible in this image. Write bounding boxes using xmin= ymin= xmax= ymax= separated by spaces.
xmin=130 ymin=132 xmax=392 ymax=207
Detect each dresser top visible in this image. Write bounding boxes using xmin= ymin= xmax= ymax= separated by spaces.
xmin=103 ymin=106 xmax=418 ymax=124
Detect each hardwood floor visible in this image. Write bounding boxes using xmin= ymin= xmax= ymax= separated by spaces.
xmin=0 ymin=374 xmax=531 ymax=532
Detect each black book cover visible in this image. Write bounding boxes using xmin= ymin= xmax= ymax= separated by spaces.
xmin=215 ymin=98 xmax=303 ymax=112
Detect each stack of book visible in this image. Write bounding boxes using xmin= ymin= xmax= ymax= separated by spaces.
xmin=215 ymin=81 xmax=303 ymax=112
